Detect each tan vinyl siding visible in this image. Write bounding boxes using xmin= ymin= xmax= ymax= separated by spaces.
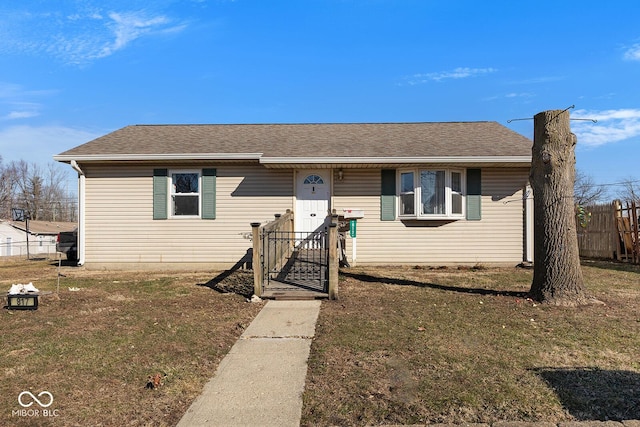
xmin=333 ymin=167 xmax=530 ymax=265
xmin=83 ymin=163 xmax=529 ymax=269
xmin=83 ymin=165 xmax=293 ymax=269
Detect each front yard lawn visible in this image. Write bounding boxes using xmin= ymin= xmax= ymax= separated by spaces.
xmin=302 ymin=261 xmax=640 ymax=426
xmin=2 ymin=258 xmax=639 ymax=426
xmin=0 ymin=259 xmax=262 ymax=426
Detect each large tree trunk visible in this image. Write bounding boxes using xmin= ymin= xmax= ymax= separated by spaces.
xmin=528 ymin=109 xmax=588 ymax=306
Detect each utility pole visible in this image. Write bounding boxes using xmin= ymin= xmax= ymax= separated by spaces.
xmin=25 ymin=214 xmax=30 ymax=260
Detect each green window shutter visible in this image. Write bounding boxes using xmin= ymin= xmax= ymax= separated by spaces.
xmin=380 ymin=169 xmax=396 ymax=221
xmin=202 ymin=168 xmax=217 ymax=220
xmin=153 ymin=169 xmax=168 ymax=220
xmin=466 ymin=168 xmax=482 ymax=221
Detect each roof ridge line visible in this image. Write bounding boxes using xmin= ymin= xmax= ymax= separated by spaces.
xmin=131 ymin=121 xmax=497 ymax=127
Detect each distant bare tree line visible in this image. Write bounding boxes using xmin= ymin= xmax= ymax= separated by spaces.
xmin=0 ymin=157 xmax=77 ymax=223
xmin=574 ymin=170 xmax=640 ymax=206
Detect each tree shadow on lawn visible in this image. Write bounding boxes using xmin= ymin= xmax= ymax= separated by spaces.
xmin=340 ymin=270 xmax=528 ymax=298
xmin=532 ymin=367 xmax=640 ymax=421
xmin=197 ymin=249 xmax=255 ymax=298
xmin=581 ymin=258 xmax=640 ymax=274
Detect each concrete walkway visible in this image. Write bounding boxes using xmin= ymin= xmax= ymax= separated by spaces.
xmin=177 ymin=300 xmax=321 ymax=427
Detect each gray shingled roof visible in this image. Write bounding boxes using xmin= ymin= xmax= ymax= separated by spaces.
xmin=9 ymin=220 xmax=76 ymax=235
xmin=55 ymin=122 xmax=532 ymax=162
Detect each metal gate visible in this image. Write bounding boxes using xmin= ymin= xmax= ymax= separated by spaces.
xmin=262 ymin=228 xmax=329 ymax=294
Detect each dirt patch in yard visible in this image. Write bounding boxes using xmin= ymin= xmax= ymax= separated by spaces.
xmin=196 ymin=269 xmax=256 ymax=297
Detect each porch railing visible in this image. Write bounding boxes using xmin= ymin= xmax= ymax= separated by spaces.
xmin=251 ymin=210 xmax=338 ymax=299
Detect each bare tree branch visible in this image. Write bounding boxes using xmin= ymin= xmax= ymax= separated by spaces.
xmin=574 ymin=169 xmax=607 ymax=206
xmin=617 ymin=176 xmax=640 ymax=203
xmin=2 ymin=160 xmax=76 ymax=222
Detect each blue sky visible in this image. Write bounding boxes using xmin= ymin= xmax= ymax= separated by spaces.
xmin=0 ymin=0 xmax=639 ymax=195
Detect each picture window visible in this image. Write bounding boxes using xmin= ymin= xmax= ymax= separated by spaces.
xmin=398 ymin=169 xmax=465 ymax=219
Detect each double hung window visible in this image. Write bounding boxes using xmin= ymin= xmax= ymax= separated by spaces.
xmin=153 ymin=168 xmax=217 ymax=220
xmin=171 ymin=171 xmax=200 ymax=217
xmin=400 ymin=172 xmax=415 ymax=215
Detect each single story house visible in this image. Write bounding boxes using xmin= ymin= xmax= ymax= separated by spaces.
xmin=0 ymin=220 xmax=76 ymax=258
xmin=54 ymin=122 xmax=534 ymax=270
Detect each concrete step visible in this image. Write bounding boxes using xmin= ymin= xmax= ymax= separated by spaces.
xmin=262 ymin=290 xmax=328 ymax=300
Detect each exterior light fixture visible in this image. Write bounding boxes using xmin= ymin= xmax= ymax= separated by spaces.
xmin=337 ymin=169 xmax=344 ymax=181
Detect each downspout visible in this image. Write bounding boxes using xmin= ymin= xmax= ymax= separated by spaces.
xmin=71 ymin=160 xmax=85 ymax=266
xmin=524 ymin=183 xmax=534 ymax=263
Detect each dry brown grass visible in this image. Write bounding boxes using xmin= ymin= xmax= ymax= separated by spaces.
xmin=0 ymin=258 xmax=262 ymax=426
xmin=302 ymin=261 xmax=640 ymax=426
xmin=2 ymin=258 xmax=639 ymax=426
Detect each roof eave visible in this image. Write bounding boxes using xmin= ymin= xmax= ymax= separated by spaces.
xmin=53 ymin=153 xmax=265 ymax=163
xmin=259 ymin=156 xmax=532 ymax=165
xmin=53 ymin=154 xmax=532 ymax=167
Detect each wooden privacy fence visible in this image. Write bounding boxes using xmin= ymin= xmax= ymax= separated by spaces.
xmin=576 ymin=200 xmax=639 ymax=264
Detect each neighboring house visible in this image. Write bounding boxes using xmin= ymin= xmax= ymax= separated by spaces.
xmin=0 ymin=220 xmax=77 ymax=258
xmin=54 ymin=122 xmax=534 ymax=270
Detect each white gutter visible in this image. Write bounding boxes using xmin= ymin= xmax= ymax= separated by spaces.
xmin=524 ymin=183 xmax=534 ymax=263
xmin=70 ymin=160 xmax=86 ymax=266
xmin=259 ymin=156 xmax=532 ymax=165
xmin=52 ymin=153 xmax=532 ymax=165
xmin=53 ymin=153 xmax=263 ymax=162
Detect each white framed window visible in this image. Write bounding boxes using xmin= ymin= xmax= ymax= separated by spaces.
xmin=451 ymin=171 xmax=463 ymax=215
xmin=170 ymin=170 xmax=200 ymax=217
xmin=398 ymin=168 xmax=465 ymax=219
xmin=399 ymin=171 xmax=415 ymax=215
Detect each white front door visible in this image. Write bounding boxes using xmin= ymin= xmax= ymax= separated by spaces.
xmin=295 ymin=170 xmax=330 ymax=233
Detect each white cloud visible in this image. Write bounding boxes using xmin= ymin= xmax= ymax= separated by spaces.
xmin=97 ymin=12 xmax=174 ymax=59
xmin=0 ymin=82 xmax=57 ymax=99
xmin=0 ymin=125 xmax=100 ymax=165
xmin=0 ymin=83 xmax=24 ymax=98
xmin=403 ymin=67 xmax=497 ymax=85
xmin=0 ymin=83 xmax=57 ymax=121
xmin=0 ymin=124 xmax=100 ymax=191
xmin=4 ymin=111 xmax=39 ymax=120
xmin=507 ymin=76 xmax=564 ymax=85
xmin=484 ymin=92 xmax=535 ymax=102
xmin=623 ymin=44 xmax=640 ymax=61
xmin=0 ymin=6 xmax=187 ymax=65
xmin=505 ymin=92 xmax=535 ymax=99
xmin=572 ymin=108 xmax=640 ymax=147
